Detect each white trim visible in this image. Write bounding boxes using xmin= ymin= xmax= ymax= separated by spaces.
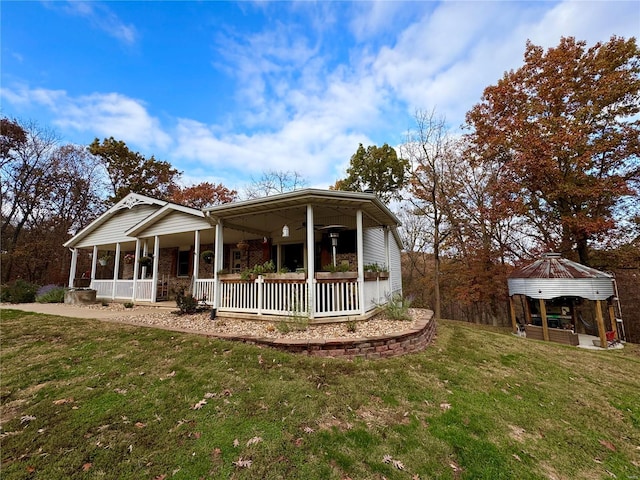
xmin=356 ymin=209 xmax=365 ymax=315
xmin=306 ymin=204 xmax=315 ymax=319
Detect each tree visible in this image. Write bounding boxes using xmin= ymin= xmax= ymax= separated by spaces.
xmin=169 ymin=182 xmax=237 ymax=209
xmin=243 ymin=170 xmax=307 ymax=199
xmin=1 ymin=118 xmax=103 ymax=283
xmin=465 ymin=36 xmax=640 ymax=265
xmin=333 ymin=143 xmax=409 ymax=202
xmin=89 ymin=137 xmax=181 ymax=204
xmin=402 ymin=110 xmax=456 ymax=321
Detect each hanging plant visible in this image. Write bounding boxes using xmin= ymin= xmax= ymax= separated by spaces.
xmin=237 ymin=240 xmax=250 ymax=252
xmin=124 ymin=253 xmax=135 ymax=264
xmin=139 ymin=256 xmax=153 ymax=268
xmin=98 ymin=254 xmax=111 ymax=266
xmin=201 ymin=250 xmax=214 ymax=264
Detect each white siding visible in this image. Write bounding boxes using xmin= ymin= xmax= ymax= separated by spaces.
xmin=363 ymin=227 xmax=386 ymax=268
xmin=389 ymin=234 xmax=402 ymax=295
xmin=139 ymin=211 xmax=212 ymax=237
xmin=76 ymin=205 xmax=159 ymax=248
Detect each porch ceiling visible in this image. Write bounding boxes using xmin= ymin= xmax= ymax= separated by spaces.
xmin=204 ymin=189 xmax=399 ymax=241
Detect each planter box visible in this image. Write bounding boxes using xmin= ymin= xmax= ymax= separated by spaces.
xmin=264 ymin=273 xmax=306 ymax=282
xmin=315 ymin=271 xmax=358 ymax=282
xmin=364 ymin=271 xmax=389 ymax=281
xmin=218 ymin=274 xmax=253 ymax=282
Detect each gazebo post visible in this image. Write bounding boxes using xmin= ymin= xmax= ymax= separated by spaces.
xmin=607 ymin=300 xmax=618 ymax=340
xmin=539 ymin=299 xmax=550 ymax=342
xmin=595 ymin=300 xmax=607 ymax=348
xmin=509 ymin=296 xmax=518 ymax=333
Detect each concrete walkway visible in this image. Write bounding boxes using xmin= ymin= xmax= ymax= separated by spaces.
xmin=0 ymin=302 xmax=174 ymax=320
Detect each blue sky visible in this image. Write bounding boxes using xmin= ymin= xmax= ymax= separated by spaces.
xmin=2 ymin=1 xmax=638 ymax=192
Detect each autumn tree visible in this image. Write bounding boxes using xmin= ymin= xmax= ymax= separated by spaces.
xmin=243 ymin=170 xmax=307 ymax=199
xmin=89 ymin=137 xmax=181 ymax=204
xmin=465 ymin=36 xmax=640 ymax=265
xmin=401 ymin=111 xmax=456 ymax=320
xmin=1 ymin=118 xmax=103 ymax=283
xmin=333 ymin=143 xmax=409 ymax=202
xmin=169 ymin=182 xmax=238 ymax=209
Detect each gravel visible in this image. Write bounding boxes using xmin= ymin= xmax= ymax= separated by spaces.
xmin=72 ymin=303 xmax=427 ymax=340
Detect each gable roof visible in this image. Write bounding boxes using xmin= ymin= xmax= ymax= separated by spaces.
xmin=125 ymin=202 xmax=205 ymax=237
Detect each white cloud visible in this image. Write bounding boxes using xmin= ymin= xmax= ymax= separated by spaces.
xmin=1 ymin=85 xmax=171 ymax=150
xmin=60 ymin=1 xmax=138 ymax=45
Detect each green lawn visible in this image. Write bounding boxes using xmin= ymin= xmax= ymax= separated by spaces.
xmin=1 ymin=310 xmax=639 ymax=479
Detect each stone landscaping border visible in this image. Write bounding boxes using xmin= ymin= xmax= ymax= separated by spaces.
xmin=212 ymin=311 xmax=435 ymax=359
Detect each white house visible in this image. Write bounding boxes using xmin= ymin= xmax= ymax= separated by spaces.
xmin=64 ymin=189 xmax=403 ymax=321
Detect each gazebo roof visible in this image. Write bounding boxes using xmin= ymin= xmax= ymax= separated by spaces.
xmin=507 ymin=253 xmax=614 ymax=300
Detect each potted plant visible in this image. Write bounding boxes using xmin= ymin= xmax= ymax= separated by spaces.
xmin=364 ymin=263 xmax=389 ymax=280
xmin=98 ymin=254 xmax=111 ymax=266
xmin=139 ymin=256 xmax=153 ymax=268
xmin=201 ymin=250 xmax=214 ymax=264
xmin=124 ymin=253 xmax=135 ymax=264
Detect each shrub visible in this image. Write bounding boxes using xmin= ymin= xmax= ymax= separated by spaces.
xmin=1 ymin=280 xmax=39 ymax=303
xmin=123 ymin=302 xmax=134 ymax=309
xmin=36 ymin=286 xmax=66 ymax=303
xmin=176 ymin=289 xmax=198 ymax=314
xmin=384 ymin=294 xmax=412 ymax=321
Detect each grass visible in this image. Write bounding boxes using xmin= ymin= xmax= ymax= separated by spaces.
xmin=1 ymin=310 xmax=639 ymax=480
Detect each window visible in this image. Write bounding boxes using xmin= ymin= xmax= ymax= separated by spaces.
xmin=177 ymin=250 xmax=190 ymax=277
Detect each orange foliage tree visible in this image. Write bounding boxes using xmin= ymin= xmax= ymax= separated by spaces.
xmin=169 ymin=182 xmax=237 ymax=208
xmin=465 ymin=36 xmax=640 ymax=265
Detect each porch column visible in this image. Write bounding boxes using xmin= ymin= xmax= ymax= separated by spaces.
xmin=151 ymin=236 xmax=160 ymax=303
xmin=142 ymin=240 xmax=149 ymax=279
xmin=193 ymin=230 xmax=201 ymax=296
xmin=539 ymin=298 xmax=549 ymax=341
xmin=111 ymin=243 xmax=121 ymax=300
xmin=91 ymin=245 xmax=98 ymax=282
xmin=213 ymin=221 xmax=224 ymax=308
xmin=509 ymin=296 xmax=518 ymax=333
xmin=384 ymin=226 xmax=391 ymax=284
xmin=595 ymin=300 xmax=607 ymax=348
xmin=356 ymin=209 xmax=365 ymax=315
xmin=132 ymin=238 xmax=140 ymax=301
xmin=68 ymin=248 xmax=78 ymax=288
xmin=306 ymin=204 xmax=315 ymax=319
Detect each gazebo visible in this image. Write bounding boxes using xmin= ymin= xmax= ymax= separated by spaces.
xmin=507 ymin=253 xmax=619 ymax=348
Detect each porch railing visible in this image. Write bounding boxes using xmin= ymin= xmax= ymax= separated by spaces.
xmin=91 ymin=279 xmax=153 ymax=301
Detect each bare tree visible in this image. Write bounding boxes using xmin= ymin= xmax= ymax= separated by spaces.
xmin=243 ymin=170 xmax=308 ymax=199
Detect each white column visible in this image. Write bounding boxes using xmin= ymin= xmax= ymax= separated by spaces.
xmin=90 ymin=245 xmax=98 ymax=282
xmin=142 ymin=240 xmax=149 ymax=279
xmin=193 ymin=230 xmax=201 ymax=296
xmin=213 ymin=221 xmax=224 ymax=308
xmin=384 ymin=226 xmax=391 ymax=294
xmin=111 ymin=243 xmax=121 ymax=300
xmin=306 ymin=204 xmax=315 ymax=319
xmin=68 ymin=248 xmax=78 ymax=288
xmin=151 ymin=236 xmax=160 ymax=302
xmin=356 ymin=209 xmax=365 ymax=315
xmin=132 ymin=238 xmax=141 ymax=301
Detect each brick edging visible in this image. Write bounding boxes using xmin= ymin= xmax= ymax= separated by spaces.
xmin=212 ymin=311 xmax=436 ymax=359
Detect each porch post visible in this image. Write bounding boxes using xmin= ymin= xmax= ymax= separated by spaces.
xmin=142 ymin=240 xmax=149 ymax=279
xmin=91 ymin=245 xmax=98 ymax=282
xmin=132 ymin=238 xmax=140 ymax=301
xmin=213 ymin=221 xmax=224 ymax=308
xmin=193 ymin=230 xmax=200 ymax=297
xmin=306 ymin=204 xmax=315 ymax=319
xmin=68 ymin=248 xmax=78 ymax=288
xmin=607 ymin=300 xmax=618 ymax=340
xmin=595 ymin=299 xmax=607 ymax=348
xmin=384 ymin=226 xmax=391 ymax=285
xmin=151 ymin=236 xmax=160 ymax=303
xmin=356 ymin=209 xmax=365 ymax=315
xmin=509 ymin=296 xmax=517 ymax=333
xmin=112 ymin=243 xmax=121 ymax=300
xmin=539 ymin=298 xmax=549 ymax=341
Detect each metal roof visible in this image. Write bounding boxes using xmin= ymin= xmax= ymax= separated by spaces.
xmin=508 ymin=253 xmax=612 ymax=280
xmin=507 ymin=253 xmax=614 ymax=300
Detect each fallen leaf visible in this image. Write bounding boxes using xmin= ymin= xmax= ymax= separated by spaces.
xmin=392 ymin=459 xmax=405 ymax=470
xmin=246 ymin=436 xmax=262 ymax=446
xmin=233 ymin=457 xmax=252 ymax=468
xmin=599 ymin=439 xmax=616 ymax=451
xmin=153 ymin=475 xmax=167 ymax=480
xmin=233 ymin=439 xmax=240 ymax=448
xmin=383 ymin=454 xmax=393 ymax=463
xmin=294 ymin=437 xmax=303 ymax=447
xmin=303 ymin=426 xmax=315 ymax=434
xmin=26 ymin=466 xmax=36 ymax=473
xmin=21 ymin=415 xmax=36 ymax=424
xmin=204 ymin=392 xmax=216 ymax=399
xmin=53 ymin=398 xmax=74 ymax=405
xmin=212 ymin=447 xmax=222 ymax=456
xmin=167 ymin=371 xmax=176 ymax=377
xmin=135 ymin=422 xmax=146 ymax=429
xmin=440 ymin=402 xmax=451 ymax=411
xmin=192 ymin=399 xmax=207 ymax=410
xmin=82 ymin=462 xmax=92 ymax=472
